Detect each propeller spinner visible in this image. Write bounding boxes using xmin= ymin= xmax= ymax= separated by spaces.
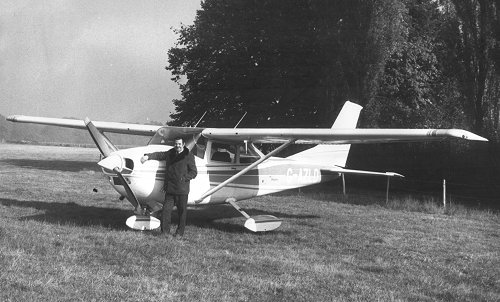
xmin=85 ymin=118 xmax=144 ymax=215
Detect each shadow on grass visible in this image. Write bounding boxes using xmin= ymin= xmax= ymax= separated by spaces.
xmin=0 ymin=198 xmax=305 ymax=234
xmin=187 ymin=204 xmax=315 ymax=234
xmin=0 ymin=198 xmax=129 ymax=230
xmin=0 ymin=159 xmax=99 ymax=172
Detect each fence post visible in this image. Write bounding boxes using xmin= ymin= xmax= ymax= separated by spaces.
xmin=386 ymin=176 xmax=390 ymax=204
xmin=443 ymin=179 xmax=446 ymax=207
xmin=342 ymin=173 xmax=346 ymax=196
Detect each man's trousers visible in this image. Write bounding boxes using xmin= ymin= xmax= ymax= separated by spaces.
xmin=161 ymin=193 xmax=188 ymax=236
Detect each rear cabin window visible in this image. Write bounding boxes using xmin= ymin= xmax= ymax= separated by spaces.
xmin=210 ymin=142 xmax=260 ymax=164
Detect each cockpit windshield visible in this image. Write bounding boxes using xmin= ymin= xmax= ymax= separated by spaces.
xmin=148 ymin=127 xmax=173 ymax=146
xmin=148 ymin=127 xmax=207 ymax=159
xmin=148 ymin=127 xmax=175 ymax=146
xmin=148 ymin=127 xmax=262 ymax=163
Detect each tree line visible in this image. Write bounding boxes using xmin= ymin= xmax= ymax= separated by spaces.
xmin=167 ymin=0 xmax=499 ymax=137
xmin=165 ymin=0 xmax=500 ymax=201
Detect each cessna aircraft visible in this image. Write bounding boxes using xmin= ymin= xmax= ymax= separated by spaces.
xmin=7 ymin=101 xmax=488 ymax=232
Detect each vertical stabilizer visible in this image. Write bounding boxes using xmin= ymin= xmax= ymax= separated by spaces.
xmin=288 ymin=101 xmax=362 ymax=167
xmin=331 ymin=101 xmax=363 ymax=129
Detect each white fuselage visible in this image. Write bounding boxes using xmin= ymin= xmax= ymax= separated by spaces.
xmin=102 ymin=145 xmax=339 ymax=206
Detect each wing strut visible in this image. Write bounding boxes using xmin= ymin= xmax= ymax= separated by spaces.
xmin=196 ymin=139 xmax=296 ymax=203
xmin=196 ymin=139 xmax=295 ymax=232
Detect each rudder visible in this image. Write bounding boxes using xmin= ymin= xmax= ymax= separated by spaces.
xmin=287 ymin=101 xmax=362 ymax=167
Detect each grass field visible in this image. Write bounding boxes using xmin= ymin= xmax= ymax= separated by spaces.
xmin=0 ymin=143 xmax=499 ymax=301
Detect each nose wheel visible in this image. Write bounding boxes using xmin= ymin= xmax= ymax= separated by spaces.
xmin=126 ymin=215 xmax=161 ymax=230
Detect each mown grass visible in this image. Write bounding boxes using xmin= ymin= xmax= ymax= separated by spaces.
xmin=0 ymin=144 xmax=499 ymax=301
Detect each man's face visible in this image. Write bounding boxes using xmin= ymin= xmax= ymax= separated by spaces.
xmin=174 ymin=139 xmax=184 ymax=153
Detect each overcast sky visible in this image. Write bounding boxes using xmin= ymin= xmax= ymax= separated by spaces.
xmin=0 ymin=0 xmax=200 ymax=123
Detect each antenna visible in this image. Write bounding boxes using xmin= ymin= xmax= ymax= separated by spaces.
xmin=194 ymin=111 xmax=207 ymax=127
xmin=234 ymin=112 xmax=247 ymax=128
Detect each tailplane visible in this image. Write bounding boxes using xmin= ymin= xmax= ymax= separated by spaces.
xmin=287 ymin=101 xmax=362 ymax=167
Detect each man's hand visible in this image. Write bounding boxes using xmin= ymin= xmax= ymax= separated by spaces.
xmin=140 ymin=155 xmax=149 ymax=164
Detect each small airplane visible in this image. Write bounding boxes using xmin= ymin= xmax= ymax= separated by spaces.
xmin=7 ymin=101 xmax=488 ymax=232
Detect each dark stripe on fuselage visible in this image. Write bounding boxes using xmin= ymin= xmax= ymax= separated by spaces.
xmin=209 ymin=169 xmax=259 ymax=188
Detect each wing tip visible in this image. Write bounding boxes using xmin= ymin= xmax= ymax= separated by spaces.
xmin=448 ymin=129 xmax=488 ymax=142
xmin=6 ymin=115 xmax=18 ymax=122
xmin=386 ymin=172 xmax=405 ymax=178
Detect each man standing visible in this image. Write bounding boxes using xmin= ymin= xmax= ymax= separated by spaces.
xmin=141 ymin=137 xmax=197 ymax=237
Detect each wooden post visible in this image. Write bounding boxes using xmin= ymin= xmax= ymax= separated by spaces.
xmin=342 ymin=173 xmax=346 ymax=196
xmin=443 ymin=179 xmax=446 ymax=207
xmin=386 ymin=176 xmax=390 ymax=204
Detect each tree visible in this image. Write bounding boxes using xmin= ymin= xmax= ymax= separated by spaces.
xmin=367 ymin=0 xmax=463 ymax=129
xmin=167 ymin=0 xmax=406 ymax=127
xmin=449 ymin=0 xmax=500 ymax=136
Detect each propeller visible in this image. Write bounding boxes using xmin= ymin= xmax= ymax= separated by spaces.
xmin=84 ymin=118 xmax=117 ymax=157
xmin=85 ymin=118 xmax=144 ymax=215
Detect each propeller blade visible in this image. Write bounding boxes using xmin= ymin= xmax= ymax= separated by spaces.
xmin=97 ymin=152 xmax=142 ymax=214
xmin=84 ymin=118 xmax=118 ymax=157
xmin=113 ymin=168 xmax=142 ymax=214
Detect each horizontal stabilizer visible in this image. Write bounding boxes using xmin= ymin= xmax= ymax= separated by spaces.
xmin=323 ymin=167 xmax=404 ymax=178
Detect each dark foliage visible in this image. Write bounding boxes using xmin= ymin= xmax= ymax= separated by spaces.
xmin=167 ymin=0 xmax=405 ymax=127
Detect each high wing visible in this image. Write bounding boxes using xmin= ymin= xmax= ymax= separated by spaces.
xmin=7 ymin=115 xmax=162 ymax=136
xmin=7 ymin=115 xmax=487 ymax=144
xmin=201 ymin=128 xmax=488 ymax=144
xmin=8 ymin=115 xmax=488 ymax=143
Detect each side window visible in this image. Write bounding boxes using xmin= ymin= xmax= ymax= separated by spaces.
xmin=210 ymin=142 xmax=233 ymax=163
xmin=208 ymin=141 xmax=262 ymax=164
xmin=192 ymin=136 xmax=207 ymax=159
xmin=238 ymin=144 xmax=260 ymax=163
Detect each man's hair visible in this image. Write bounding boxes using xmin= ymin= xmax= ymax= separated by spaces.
xmin=174 ymin=137 xmax=184 ymax=143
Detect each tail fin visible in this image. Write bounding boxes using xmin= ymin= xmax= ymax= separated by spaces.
xmin=287 ymin=101 xmax=362 ymax=167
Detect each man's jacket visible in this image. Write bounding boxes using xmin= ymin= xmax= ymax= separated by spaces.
xmin=145 ymin=147 xmax=197 ymax=195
